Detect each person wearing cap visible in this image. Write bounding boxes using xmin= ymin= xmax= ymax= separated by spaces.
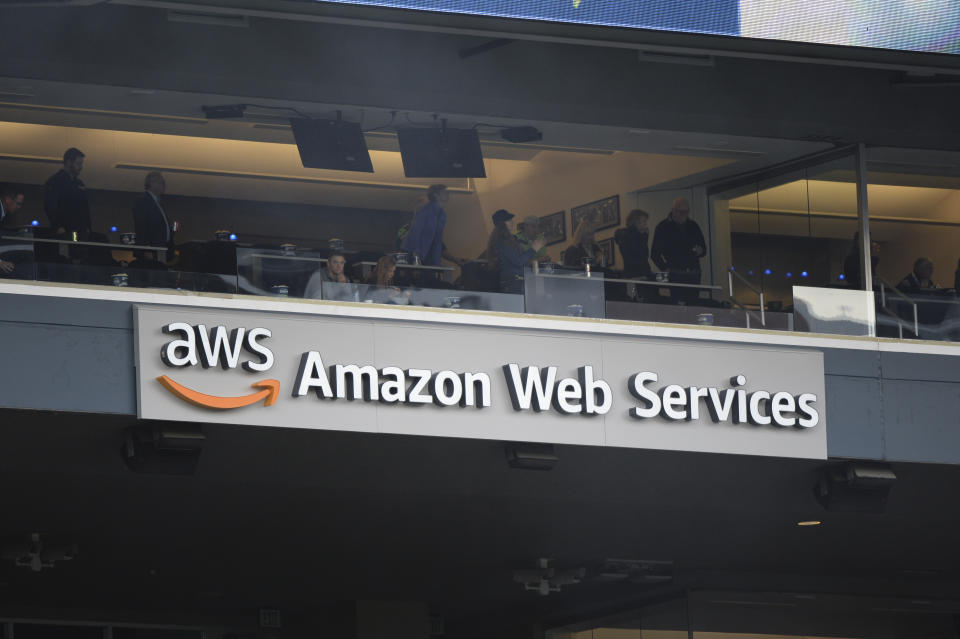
xmin=487 ymin=209 xmax=546 ymax=294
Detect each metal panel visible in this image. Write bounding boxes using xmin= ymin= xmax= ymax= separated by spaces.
xmin=881 ymin=379 xmax=960 ymax=464
xmin=824 ymin=375 xmax=885 ymax=460
xmin=880 ymin=351 xmax=960 ymax=384
xmin=0 ymin=323 xmax=136 ymax=415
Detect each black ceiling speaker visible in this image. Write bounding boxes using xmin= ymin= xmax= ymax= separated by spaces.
xmin=123 ymin=424 xmax=205 ymax=475
xmin=202 ymin=104 xmax=247 ymax=119
xmin=814 ymin=463 xmax=896 ymax=513
xmin=501 ymin=126 xmax=543 ymax=144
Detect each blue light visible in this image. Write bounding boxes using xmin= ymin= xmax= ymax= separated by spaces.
xmin=110 ymin=226 xmax=118 ymax=233
xmin=748 ymin=269 xmax=754 ymax=276
xmin=838 ymin=274 xmax=846 ymax=281
xmin=786 ymin=272 xmax=793 ymax=278
xmin=764 ymin=268 xmax=772 ymax=275
xmin=801 ymin=271 xmax=809 ymax=278
xmin=30 ymin=220 xmax=39 ymax=227
xmin=229 ymin=233 xmax=238 ymax=241
xmin=730 ymin=266 xmax=735 ymax=271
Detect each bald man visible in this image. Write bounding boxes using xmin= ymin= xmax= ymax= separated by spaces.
xmin=132 ymin=171 xmax=173 ymax=261
xmin=651 ymin=196 xmax=707 ymax=304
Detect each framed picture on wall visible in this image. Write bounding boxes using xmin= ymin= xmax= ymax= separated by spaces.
xmin=598 ymin=237 xmax=615 ymax=268
xmin=571 ymin=195 xmax=621 ymax=232
xmin=540 ymin=210 xmax=567 ymax=246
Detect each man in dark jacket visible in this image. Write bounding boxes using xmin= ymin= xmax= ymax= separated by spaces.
xmin=651 ymin=196 xmax=707 ymax=304
xmin=44 ymin=148 xmax=91 ymax=239
xmin=132 ymin=171 xmax=173 ymax=262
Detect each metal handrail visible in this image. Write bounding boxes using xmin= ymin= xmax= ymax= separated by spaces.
xmin=0 ymin=234 xmax=168 ymax=254
xmin=877 ymin=278 xmax=919 ymax=337
xmin=727 ymin=268 xmax=765 ymax=327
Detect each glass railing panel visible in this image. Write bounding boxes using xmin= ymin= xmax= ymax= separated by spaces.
xmin=236 ymin=247 xmax=329 ymax=298
xmin=320 ymin=281 xmax=523 ymax=312
xmin=874 ymin=285 xmax=960 ymax=341
xmin=27 ymin=261 xmax=239 ymax=293
xmin=523 ymin=265 xmax=605 ymax=318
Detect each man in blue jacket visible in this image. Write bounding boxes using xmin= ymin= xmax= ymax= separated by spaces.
xmin=402 ymin=184 xmax=465 ymax=267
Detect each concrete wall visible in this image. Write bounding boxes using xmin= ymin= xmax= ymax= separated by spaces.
xmin=0 ymin=5 xmax=958 ymax=151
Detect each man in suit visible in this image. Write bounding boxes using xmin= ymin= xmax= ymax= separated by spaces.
xmin=44 ymin=147 xmax=91 ymax=239
xmin=132 ymin=171 xmax=174 ymax=263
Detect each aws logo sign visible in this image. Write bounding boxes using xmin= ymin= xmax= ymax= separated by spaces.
xmin=158 ymin=323 xmax=278 ymax=410
xmin=155 ymin=322 xmax=821 ymax=431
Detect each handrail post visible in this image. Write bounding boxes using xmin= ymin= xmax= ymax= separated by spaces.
xmin=759 ymin=293 xmax=765 ymax=326
xmin=855 ymin=142 xmax=873 ymax=291
xmin=913 ymin=304 xmax=919 ymax=337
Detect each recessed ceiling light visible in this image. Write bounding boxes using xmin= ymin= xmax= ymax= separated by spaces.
xmin=797 ymin=520 xmax=822 ymax=527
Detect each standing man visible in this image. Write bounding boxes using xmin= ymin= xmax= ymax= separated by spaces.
xmin=132 ymin=171 xmax=174 ymax=261
xmin=0 ymin=185 xmax=25 ymax=274
xmin=44 ymin=148 xmax=91 ymax=239
xmin=651 ymin=196 xmax=707 ymax=305
xmin=402 ymin=184 xmax=464 ymax=267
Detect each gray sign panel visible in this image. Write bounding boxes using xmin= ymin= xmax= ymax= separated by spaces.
xmin=135 ymin=305 xmax=827 ymax=459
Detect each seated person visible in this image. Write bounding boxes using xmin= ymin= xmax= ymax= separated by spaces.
xmin=563 ymin=220 xmax=603 ymax=268
xmin=304 ymin=251 xmax=353 ymax=300
xmin=363 ymin=254 xmax=410 ymax=304
xmin=898 ymin=257 xmax=938 ymax=294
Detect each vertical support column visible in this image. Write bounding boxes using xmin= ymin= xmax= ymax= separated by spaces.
xmin=855 ymin=142 xmax=873 ymax=290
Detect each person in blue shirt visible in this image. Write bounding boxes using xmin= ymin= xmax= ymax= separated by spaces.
xmin=401 ymin=185 xmax=464 ymax=267
xmin=487 ymin=209 xmax=546 ymax=294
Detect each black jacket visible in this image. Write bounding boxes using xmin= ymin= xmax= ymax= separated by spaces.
xmin=563 ymin=243 xmax=602 ymax=268
xmin=44 ymin=169 xmax=91 ymax=235
xmin=614 ymin=226 xmax=651 ymax=277
xmin=132 ymin=192 xmax=171 ymax=250
xmin=650 ymin=217 xmax=706 ymax=272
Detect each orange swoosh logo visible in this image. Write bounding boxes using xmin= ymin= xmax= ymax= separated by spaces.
xmin=157 ymin=375 xmax=280 ymax=410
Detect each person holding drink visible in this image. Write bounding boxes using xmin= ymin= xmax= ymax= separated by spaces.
xmin=487 ymin=209 xmax=546 ymax=294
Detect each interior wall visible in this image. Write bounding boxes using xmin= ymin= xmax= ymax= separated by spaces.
xmin=466 ymin=151 xmax=729 ymax=265
xmin=870 ymin=219 xmax=960 ymax=288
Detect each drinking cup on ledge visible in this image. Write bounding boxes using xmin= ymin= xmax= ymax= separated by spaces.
xmin=328 ymin=238 xmax=345 ymax=251
xmin=271 ymin=284 xmax=289 ymax=297
xmin=121 ymin=232 xmax=136 ymax=245
xmin=111 ymin=273 xmax=129 ymax=287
